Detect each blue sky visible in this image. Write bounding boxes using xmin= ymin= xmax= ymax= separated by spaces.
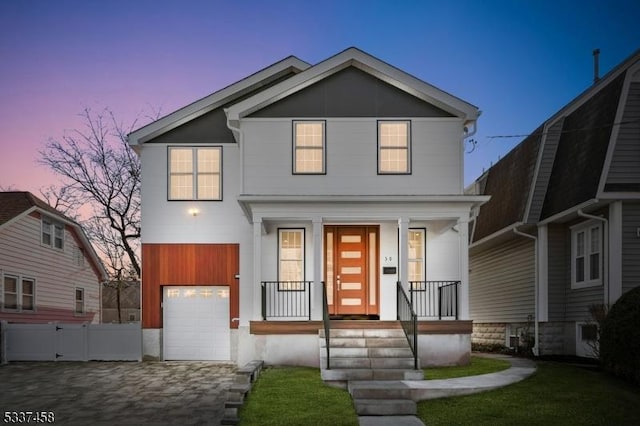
xmin=1 ymin=0 xmax=639 ymax=192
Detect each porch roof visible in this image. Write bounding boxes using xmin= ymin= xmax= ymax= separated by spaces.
xmin=237 ymin=194 xmax=490 ymax=223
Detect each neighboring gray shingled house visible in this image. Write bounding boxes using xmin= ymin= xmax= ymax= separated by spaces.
xmin=468 ymin=49 xmax=640 ymax=357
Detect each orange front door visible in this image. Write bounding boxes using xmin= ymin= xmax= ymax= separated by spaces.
xmin=325 ymin=226 xmax=379 ymax=315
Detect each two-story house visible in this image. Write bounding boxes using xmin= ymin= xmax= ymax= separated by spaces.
xmin=128 ymin=48 xmax=488 ymax=366
xmin=0 ymin=191 xmax=107 ymax=324
xmin=468 ymin=49 xmax=640 ymax=358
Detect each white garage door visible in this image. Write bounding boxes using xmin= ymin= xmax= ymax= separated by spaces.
xmin=163 ymin=286 xmax=230 ymax=361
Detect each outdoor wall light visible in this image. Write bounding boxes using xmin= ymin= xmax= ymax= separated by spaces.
xmin=188 ymin=208 xmax=199 ymax=217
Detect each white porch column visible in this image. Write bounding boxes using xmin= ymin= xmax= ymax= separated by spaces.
xmin=312 ymin=217 xmax=323 ymax=320
xmin=253 ymin=217 xmax=263 ymax=321
xmin=609 ymin=201 xmax=623 ymax=305
xmin=457 ymin=217 xmax=470 ymax=320
xmin=398 ymin=217 xmax=409 ymax=290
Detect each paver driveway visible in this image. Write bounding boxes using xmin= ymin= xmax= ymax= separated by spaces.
xmin=0 ymin=361 xmax=236 ymax=425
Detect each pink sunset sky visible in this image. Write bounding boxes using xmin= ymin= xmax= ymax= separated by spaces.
xmin=1 ymin=0 xmax=639 ymax=195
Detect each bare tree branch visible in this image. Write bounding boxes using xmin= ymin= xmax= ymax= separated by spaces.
xmin=39 ymin=107 xmax=147 ymax=278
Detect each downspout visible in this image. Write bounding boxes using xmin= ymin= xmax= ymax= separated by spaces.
xmin=577 ymin=207 xmax=608 ymax=306
xmin=225 ymin=111 xmax=244 ymax=194
xmin=513 ymin=224 xmax=539 ymax=356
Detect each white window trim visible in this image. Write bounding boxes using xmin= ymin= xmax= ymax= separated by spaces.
xmin=1 ymin=272 xmax=36 ymax=312
xmin=42 ymin=216 xmax=64 ymax=250
xmin=378 ymin=120 xmax=411 ymax=175
xmin=571 ymin=221 xmax=603 ymax=289
xmin=75 ymin=287 xmax=85 ymax=315
xmin=293 ymin=121 xmax=326 ymax=175
xmin=277 ymin=228 xmax=306 ymax=290
xmin=168 ymin=146 xmax=223 ymax=201
xmin=408 ymin=228 xmax=426 ymax=284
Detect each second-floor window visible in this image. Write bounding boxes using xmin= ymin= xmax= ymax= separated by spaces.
xmin=378 ymin=121 xmax=411 ymax=174
xmin=42 ymin=216 xmax=64 ymax=249
xmin=293 ymin=121 xmax=325 ymax=174
xmin=168 ymin=147 xmax=222 ymax=200
xmin=572 ymin=221 xmax=602 ymax=289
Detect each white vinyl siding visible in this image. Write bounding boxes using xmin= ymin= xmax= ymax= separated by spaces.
xmin=293 ymin=121 xmax=325 ymax=174
xmin=168 ymin=147 xmax=221 ymax=200
xmin=605 ymin=82 xmax=640 ymax=186
xmin=241 ymin=118 xmax=463 ymax=196
xmin=571 ymin=222 xmax=602 ymax=289
xmin=0 ymin=214 xmax=101 ymax=323
xmin=469 ymin=237 xmax=535 ymax=322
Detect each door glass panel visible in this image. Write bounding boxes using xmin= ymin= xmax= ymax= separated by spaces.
xmin=341 ymin=298 xmax=361 ymax=306
xmin=341 ymin=282 xmax=361 ymax=290
xmin=341 ymin=251 xmax=361 ymax=258
xmin=341 ymin=235 xmax=361 ymax=243
xmin=341 ymin=266 xmax=361 ymax=274
xmin=326 ymin=231 xmax=333 ymax=305
xmin=369 ymin=231 xmax=376 ymax=305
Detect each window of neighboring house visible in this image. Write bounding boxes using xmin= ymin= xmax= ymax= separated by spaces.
xmin=2 ymin=274 xmax=35 ymax=311
xmin=378 ymin=121 xmax=411 ymax=174
xmin=278 ymin=229 xmax=305 ymax=290
xmin=408 ymin=229 xmax=426 ymax=287
xmin=168 ymin=146 xmax=222 ymax=200
xmin=572 ymin=222 xmax=602 ymax=288
xmin=75 ymin=288 xmax=85 ymax=314
xmin=42 ymin=216 xmax=64 ymax=249
xmin=293 ymin=121 xmax=325 ymax=174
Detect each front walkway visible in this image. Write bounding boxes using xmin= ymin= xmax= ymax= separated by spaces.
xmin=358 ymin=354 xmax=537 ymax=426
xmin=0 ymin=361 xmax=236 ymax=425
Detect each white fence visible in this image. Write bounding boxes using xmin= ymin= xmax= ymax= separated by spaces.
xmin=0 ymin=321 xmax=141 ymax=362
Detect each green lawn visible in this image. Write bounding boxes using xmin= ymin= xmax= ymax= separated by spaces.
xmin=424 ymin=355 xmax=511 ymax=379
xmin=418 ymin=362 xmax=640 ymax=426
xmin=239 ymin=359 xmax=640 ymax=426
xmin=239 ymin=366 xmax=358 ymax=426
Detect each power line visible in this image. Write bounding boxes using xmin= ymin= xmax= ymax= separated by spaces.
xmin=484 ymin=117 xmax=640 ymax=140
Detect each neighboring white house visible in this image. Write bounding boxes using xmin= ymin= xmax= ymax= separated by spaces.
xmin=0 ymin=192 xmax=107 ymax=324
xmin=128 ymin=47 xmax=488 ymax=365
xmin=468 ymin=48 xmax=640 ymax=358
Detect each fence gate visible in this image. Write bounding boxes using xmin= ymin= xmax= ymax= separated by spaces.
xmin=1 ymin=321 xmax=141 ymax=362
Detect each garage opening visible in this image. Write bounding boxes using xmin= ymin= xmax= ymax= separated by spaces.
xmin=163 ymin=286 xmax=230 ymax=360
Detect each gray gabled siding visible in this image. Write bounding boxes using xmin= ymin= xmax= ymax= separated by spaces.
xmin=622 ymin=201 xmax=640 ymax=293
xmin=527 ymin=119 xmax=564 ymax=223
xmin=606 ymin=82 xmax=640 ymax=190
xmin=470 ymin=237 xmax=535 ymax=322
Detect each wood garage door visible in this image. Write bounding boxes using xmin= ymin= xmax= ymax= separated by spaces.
xmin=163 ymin=286 xmax=230 ymax=360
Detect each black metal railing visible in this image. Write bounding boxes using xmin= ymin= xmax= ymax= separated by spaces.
xmin=261 ymin=281 xmax=313 ymax=320
xmin=409 ymin=281 xmax=460 ymax=319
xmin=322 ymin=281 xmax=331 ymax=370
xmin=397 ymin=282 xmax=418 ymax=370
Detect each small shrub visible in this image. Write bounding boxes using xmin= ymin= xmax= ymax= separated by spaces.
xmin=472 ymin=342 xmax=512 ymax=354
xmin=599 ymin=286 xmax=640 ymax=385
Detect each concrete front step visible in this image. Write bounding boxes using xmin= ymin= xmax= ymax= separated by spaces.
xmin=325 ymin=357 xmax=416 ymax=369
xmin=348 ymin=380 xmax=415 ymax=400
xmin=327 ymin=347 xmax=413 ymax=358
xmin=321 ymin=368 xmax=423 ymax=382
xmin=353 ymin=399 xmax=417 ymax=416
xmin=320 ymin=337 xmax=411 ymax=349
xmin=320 ymin=328 xmax=406 ymax=338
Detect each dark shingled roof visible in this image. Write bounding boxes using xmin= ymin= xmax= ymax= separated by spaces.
xmin=0 ymin=191 xmax=71 ymax=226
xmin=472 ymin=126 xmax=542 ymax=242
xmin=540 ymin=71 xmax=626 ymax=219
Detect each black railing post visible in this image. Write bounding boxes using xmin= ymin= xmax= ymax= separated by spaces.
xmin=261 ymin=283 xmax=266 ymax=320
xmin=455 ymin=282 xmax=459 ymax=320
xmin=308 ymin=281 xmax=312 ymax=321
xmin=396 ymin=282 xmax=418 ymax=370
xmin=322 ymin=282 xmax=331 ymax=370
xmin=438 ymin=285 xmax=442 ymax=320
